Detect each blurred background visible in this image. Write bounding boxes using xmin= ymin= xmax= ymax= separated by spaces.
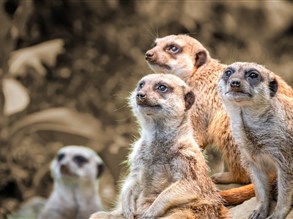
xmin=0 ymin=0 xmax=292 ymax=217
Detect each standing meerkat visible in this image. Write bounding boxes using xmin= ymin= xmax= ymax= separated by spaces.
xmin=90 ymin=74 xmax=231 ymax=219
xmin=38 ymin=145 xmax=104 ymax=219
xmin=218 ymin=62 xmax=293 ymax=219
xmin=145 ymin=34 xmax=293 ymax=185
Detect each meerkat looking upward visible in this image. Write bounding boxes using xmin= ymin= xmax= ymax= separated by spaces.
xmin=145 ymin=34 xmax=293 ymax=185
xmin=90 ymin=74 xmax=231 ymax=219
xmin=38 ymin=145 xmax=104 ymax=219
xmin=218 ymin=62 xmax=293 ymax=219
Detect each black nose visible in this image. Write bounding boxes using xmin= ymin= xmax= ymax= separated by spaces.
xmin=136 ymin=92 xmax=146 ymax=100
xmin=230 ymin=79 xmax=241 ymax=88
xmin=145 ymin=52 xmax=153 ymax=61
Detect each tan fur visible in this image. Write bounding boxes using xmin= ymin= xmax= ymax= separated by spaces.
xmin=218 ymin=62 xmax=293 ymax=219
xmin=38 ymin=145 xmax=104 ymax=219
xmin=90 ymin=74 xmax=231 ymax=219
xmin=145 ymin=34 xmax=293 ymax=185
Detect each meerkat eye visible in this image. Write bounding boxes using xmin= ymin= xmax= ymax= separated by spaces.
xmin=57 ymin=153 xmax=65 ymax=162
xmin=73 ymin=155 xmax=88 ymax=166
xmin=224 ymin=69 xmax=233 ymax=77
xmin=138 ymin=81 xmax=145 ymax=89
xmin=248 ymin=71 xmax=259 ymax=79
xmin=152 ymin=42 xmax=157 ymax=47
xmin=166 ymin=45 xmax=180 ymax=54
xmin=157 ymin=84 xmax=168 ymax=92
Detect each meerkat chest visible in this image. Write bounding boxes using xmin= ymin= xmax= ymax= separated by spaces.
xmin=233 ymin=115 xmax=280 ymax=166
xmin=139 ymin=152 xmax=178 ymax=195
xmin=140 ymin=164 xmax=175 ymax=197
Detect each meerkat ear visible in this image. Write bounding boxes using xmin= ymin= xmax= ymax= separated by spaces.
xmin=184 ymin=91 xmax=195 ymax=111
xmin=269 ymin=79 xmax=278 ymax=97
xmin=195 ymin=50 xmax=207 ymax=68
xmin=96 ymin=163 xmax=104 ymax=179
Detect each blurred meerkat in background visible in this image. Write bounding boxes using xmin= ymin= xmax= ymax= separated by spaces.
xmin=38 ymin=145 xmax=104 ymax=219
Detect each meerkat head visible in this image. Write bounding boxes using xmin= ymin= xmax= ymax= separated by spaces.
xmin=218 ymin=62 xmax=278 ymax=106
xmin=51 ymin=145 xmax=104 ymax=184
xmin=130 ymin=74 xmax=195 ymax=122
xmin=145 ymin=35 xmax=210 ymax=80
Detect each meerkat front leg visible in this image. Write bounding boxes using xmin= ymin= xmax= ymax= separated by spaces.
xmin=267 ymin=168 xmax=293 ymax=219
xmin=139 ymin=180 xmax=199 ymax=219
xmin=248 ymin=163 xmax=271 ymax=219
xmin=119 ymin=175 xmax=141 ymax=219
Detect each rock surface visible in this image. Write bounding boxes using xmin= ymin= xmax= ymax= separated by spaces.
xmin=230 ymin=197 xmax=293 ymax=219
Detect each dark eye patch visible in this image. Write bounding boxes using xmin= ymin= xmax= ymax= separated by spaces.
xmin=155 ymin=82 xmax=173 ymax=95
xmin=245 ymin=69 xmax=262 ymax=86
xmin=158 ymin=84 xmax=168 ymax=92
xmin=164 ymin=44 xmax=181 ymax=54
xmin=138 ymin=81 xmax=145 ymax=89
xmin=73 ymin=155 xmax=89 ymax=167
xmin=246 ymin=69 xmax=259 ymax=79
xmin=57 ymin=153 xmax=65 ymax=162
xmin=222 ymin=67 xmax=235 ymax=81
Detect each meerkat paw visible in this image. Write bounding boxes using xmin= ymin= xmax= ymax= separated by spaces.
xmin=266 ymin=209 xmax=290 ymax=219
xmin=248 ymin=207 xmax=268 ymax=219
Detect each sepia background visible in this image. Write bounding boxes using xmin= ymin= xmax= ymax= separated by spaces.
xmin=0 ymin=0 xmax=293 ymax=218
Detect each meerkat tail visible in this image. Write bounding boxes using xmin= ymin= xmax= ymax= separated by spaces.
xmin=219 ymin=173 xmax=276 ymax=206
xmin=219 ymin=184 xmax=255 ymax=206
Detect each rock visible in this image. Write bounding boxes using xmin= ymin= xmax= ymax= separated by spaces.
xmin=230 ymin=197 xmax=293 ymax=219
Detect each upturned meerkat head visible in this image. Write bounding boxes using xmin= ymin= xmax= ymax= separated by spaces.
xmin=130 ymin=74 xmax=195 ymax=121
xmin=145 ymin=35 xmax=210 ymax=79
xmin=51 ymin=145 xmax=104 ymax=184
xmin=218 ymin=62 xmax=278 ymax=106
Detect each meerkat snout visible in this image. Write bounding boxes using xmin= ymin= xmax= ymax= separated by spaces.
xmin=136 ymin=91 xmax=146 ymax=103
xmin=229 ymin=79 xmax=241 ymax=88
xmin=145 ymin=51 xmax=155 ymax=62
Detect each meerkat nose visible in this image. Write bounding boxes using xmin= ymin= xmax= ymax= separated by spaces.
xmin=60 ymin=163 xmax=70 ymax=175
xmin=145 ymin=51 xmax=154 ymax=61
xmin=136 ymin=92 xmax=146 ymax=100
xmin=229 ymin=79 xmax=241 ymax=88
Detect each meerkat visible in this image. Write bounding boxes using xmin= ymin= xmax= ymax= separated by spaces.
xmin=38 ymin=145 xmax=104 ymax=219
xmin=145 ymin=34 xmax=293 ymax=185
xmin=218 ymin=62 xmax=293 ymax=219
xmin=90 ymin=74 xmax=231 ymax=219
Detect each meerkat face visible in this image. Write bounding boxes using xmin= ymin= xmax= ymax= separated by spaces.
xmin=145 ymin=35 xmax=209 ymax=80
xmin=51 ymin=145 xmax=104 ymax=183
xmin=218 ymin=62 xmax=278 ymax=106
xmin=130 ymin=74 xmax=194 ymax=120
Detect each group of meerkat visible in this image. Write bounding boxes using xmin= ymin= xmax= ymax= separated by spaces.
xmin=90 ymin=34 xmax=292 ymax=219
xmin=143 ymin=35 xmax=293 ymax=218
xmin=40 ymin=34 xmax=292 ymax=219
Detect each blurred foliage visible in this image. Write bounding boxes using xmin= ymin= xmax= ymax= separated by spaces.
xmin=0 ymin=0 xmax=292 ymax=217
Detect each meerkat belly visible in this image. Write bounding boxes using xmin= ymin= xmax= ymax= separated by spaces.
xmin=140 ymin=163 xmax=174 ymax=195
xmin=135 ymin=162 xmax=174 ymax=211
